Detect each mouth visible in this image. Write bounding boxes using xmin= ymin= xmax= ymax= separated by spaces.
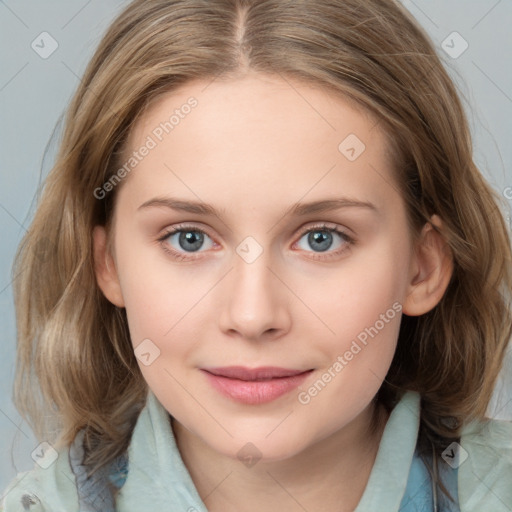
xmin=202 ymin=366 xmax=311 ymax=380
xmin=201 ymin=366 xmax=314 ymax=404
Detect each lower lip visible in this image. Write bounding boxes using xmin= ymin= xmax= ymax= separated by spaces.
xmin=202 ymin=370 xmax=313 ymax=405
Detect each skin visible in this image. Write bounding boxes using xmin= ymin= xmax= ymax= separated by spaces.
xmin=93 ymin=71 xmax=453 ymax=512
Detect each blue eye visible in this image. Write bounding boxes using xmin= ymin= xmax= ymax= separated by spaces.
xmin=158 ymin=223 xmax=354 ymax=261
xmin=158 ymin=226 xmax=214 ymax=256
xmin=295 ymin=225 xmax=353 ymax=256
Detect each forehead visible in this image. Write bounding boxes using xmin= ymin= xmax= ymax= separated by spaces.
xmin=115 ymin=73 xmax=398 ymax=216
xmin=129 ymin=72 xmax=386 ymax=147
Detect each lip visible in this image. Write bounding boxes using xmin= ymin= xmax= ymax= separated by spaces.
xmin=201 ymin=366 xmax=314 ymax=404
xmin=203 ymin=366 xmax=310 ymax=380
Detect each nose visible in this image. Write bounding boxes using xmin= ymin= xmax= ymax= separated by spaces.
xmin=218 ymin=246 xmax=291 ymax=342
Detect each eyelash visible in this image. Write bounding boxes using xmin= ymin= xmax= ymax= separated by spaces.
xmin=157 ymin=223 xmax=355 ymax=262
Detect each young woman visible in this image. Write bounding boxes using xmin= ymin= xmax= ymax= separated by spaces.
xmin=2 ymin=0 xmax=511 ymax=510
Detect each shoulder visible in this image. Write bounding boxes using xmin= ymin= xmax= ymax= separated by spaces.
xmin=457 ymin=416 xmax=512 ymax=512
xmin=1 ymin=442 xmax=79 ymax=512
xmin=1 ymin=430 xmax=127 ymax=512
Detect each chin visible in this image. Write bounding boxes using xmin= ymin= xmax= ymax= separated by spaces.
xmin=208 ymin=432 xmax=309 ymax=465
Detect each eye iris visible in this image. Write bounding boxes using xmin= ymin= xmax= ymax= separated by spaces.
xmin=179 ymin=231 xmax=204 ymax=252
xmin=308 ymin=231 xmax=332 ymax=252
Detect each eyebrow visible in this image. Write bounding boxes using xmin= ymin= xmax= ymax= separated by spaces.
xmin=137 ymin=196 xmax=378 ymax=217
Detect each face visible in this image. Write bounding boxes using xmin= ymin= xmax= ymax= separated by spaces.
xmin=95 ymin=72 xmax=420 ymax=462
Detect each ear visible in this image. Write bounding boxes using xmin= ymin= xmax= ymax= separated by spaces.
xmin=402 ymin=215 xmax=454 ymax=316
xmin=92 ymin=225 xmax=125 ymax=308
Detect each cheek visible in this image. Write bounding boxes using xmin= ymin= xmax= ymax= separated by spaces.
xmin=113 ymin=236 xmax=203 ymax=346
xmin=121 ymin=277 xmax=206 ymax=350
xmin=116 ymin=255 xmax=210 ymax=402
xmin=294 ymin=248 xmax=406 ymax=432
xmin=306 ymin=238 xmax=410 ymax=347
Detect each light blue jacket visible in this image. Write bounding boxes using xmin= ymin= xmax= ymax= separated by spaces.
xmin=2 ymin=390 xmax=512 ymax=511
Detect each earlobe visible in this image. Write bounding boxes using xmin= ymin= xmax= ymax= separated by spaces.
xmin=92 ymin=225 xmax=125 ymax=308
xmin=402 ymin=215 xmax=454 ymax=316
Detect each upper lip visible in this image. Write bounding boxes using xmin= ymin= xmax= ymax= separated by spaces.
xmin=202 ymin=366 xmax=312 ymax=381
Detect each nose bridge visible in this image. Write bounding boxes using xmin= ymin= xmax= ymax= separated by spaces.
xmin=234 ymin=244 xmax=273 ymax=296
xmin=219 ymin=236 xmax=289 ymax=338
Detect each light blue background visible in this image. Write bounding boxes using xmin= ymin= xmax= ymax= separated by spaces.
xmin=1 ymin=0 xmax=511 ymax=490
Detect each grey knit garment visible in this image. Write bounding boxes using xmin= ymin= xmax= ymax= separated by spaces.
xmin=68 ymin=429 xmax=128 ymax=512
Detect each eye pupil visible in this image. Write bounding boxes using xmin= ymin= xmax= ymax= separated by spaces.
xmin=308 ymin=231 xmax=332 ymax=252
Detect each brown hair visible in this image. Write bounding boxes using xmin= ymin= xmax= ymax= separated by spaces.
xmin=12 ymin=0 xmax=512 ymax=505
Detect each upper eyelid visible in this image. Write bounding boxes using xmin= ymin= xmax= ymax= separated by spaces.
xmin=161 ymin=222 xmax=352 ymax=245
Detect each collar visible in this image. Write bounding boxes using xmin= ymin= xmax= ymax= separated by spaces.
xmin=115 ymin=390 xmax=210 ymax=511
xmin=116 ymin=389 xmax=421 ymax=510
xmin=355 ymin=390 xmax=421 ymax=510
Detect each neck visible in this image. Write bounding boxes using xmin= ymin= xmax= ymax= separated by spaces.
xmin=171 ymin=400 xmax=390 ymax=512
